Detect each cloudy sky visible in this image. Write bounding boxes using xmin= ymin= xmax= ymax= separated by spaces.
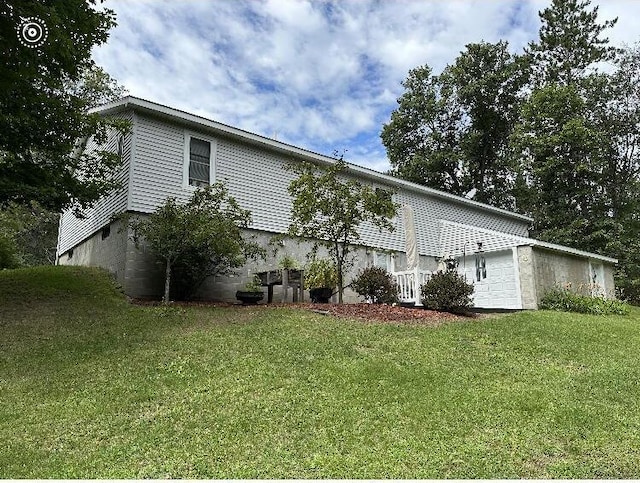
xmin=93 ymin=0 xmax=640 ymax=173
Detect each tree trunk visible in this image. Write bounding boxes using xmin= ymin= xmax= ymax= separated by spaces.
xmin=335 ymin=242 xmax=344 ymax=304
xmin=163 ymin=259 xmax=172 ymax=305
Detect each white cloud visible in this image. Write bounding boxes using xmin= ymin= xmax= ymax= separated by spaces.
xmin=94 ymin=0 xmax=640 ymax=173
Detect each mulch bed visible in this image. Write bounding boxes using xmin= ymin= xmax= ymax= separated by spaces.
xmin=271 ymin=302 xmax=469 ymax=324
xmin=132 ymin=298 xmax=476 ymax=325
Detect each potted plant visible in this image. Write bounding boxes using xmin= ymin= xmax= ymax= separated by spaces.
xmin=305 ymin=258 xmax=338 ymax=303
xmin=236 ymin=275 xmax=264 ymax=304
xmin=278 ymin=255 xmax=300 ymax=270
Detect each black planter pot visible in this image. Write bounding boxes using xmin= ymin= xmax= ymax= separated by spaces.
xmin=236 ymin=291 xmax=264 ymax=305
xmin=309 ymin=287 xmax=333 ymax=303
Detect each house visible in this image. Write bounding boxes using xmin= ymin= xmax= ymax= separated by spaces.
xmin=56 ymin=96 xmax=617 ymax=309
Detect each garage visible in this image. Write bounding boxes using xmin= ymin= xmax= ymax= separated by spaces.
xmin=458 ymin=248 xmax=522 ymax=309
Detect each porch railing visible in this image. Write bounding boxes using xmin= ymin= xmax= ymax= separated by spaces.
xmin=393 ymin=268 xmax=432 ymax=306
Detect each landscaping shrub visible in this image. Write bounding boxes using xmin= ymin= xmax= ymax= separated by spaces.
xmin=420 ymin=270 xmax=474 ymax=313
xmin=351 ymin=266 xmax=399 ymax=304
xmin=617 ymin=278 xmax=640 ymax=306
xmin=540 ymin=287 xmax=629 ymax=315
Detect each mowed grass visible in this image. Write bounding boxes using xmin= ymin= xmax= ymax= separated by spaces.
xmin=1 ymin=266 xmax=640 ymax=478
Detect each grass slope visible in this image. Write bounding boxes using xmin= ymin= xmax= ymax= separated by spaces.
xmin=1 ymin=266 xmax=640 ymax=478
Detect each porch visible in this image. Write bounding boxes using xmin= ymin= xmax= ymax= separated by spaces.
xmin=392 ymin=268 xmax=432 ymax=306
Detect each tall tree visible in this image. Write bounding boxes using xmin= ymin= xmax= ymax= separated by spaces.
xmin=286 ymin=157 xmax=398 ymax=304
xmin=381 ymin=65 xmax=466 ymax=196
xmin=526 ymin=0 xmax=618 ymax=87
xmin=595 ymin=44 xmax=640 ymax=300
xmin=514 ymin=0 xmax=619 ymax=253
xmin=511 ymin=83 xmax=612 ymax=252
xmin=0 ymin=64 xmax=128 ymax=269
xmin=0 ymin=0 xmax=127 ymax=213
xmin=447 ymin=41 xmax=529 ymax=208
xmin=381 ymin=41 xmax=527 ymax=209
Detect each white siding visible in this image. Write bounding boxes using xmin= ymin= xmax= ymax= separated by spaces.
xmin=216 ymin=138 xmax=294 ymax=233
xmin=57 ymin=113 xmax=133 ymax=254
xmin=61 ymin=112 xmax=530 ymax=259
xmin=129 ymin=115 xmax=189 ymax=212
xmin=126 ymin=114 xmax=530 ymax=260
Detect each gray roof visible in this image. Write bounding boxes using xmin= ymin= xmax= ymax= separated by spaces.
xmin=439 ymin=220 xmax=618 ymax=264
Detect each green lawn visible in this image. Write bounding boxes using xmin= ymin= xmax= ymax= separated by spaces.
xmin=1 ymin=266 xmax=640 ymax=478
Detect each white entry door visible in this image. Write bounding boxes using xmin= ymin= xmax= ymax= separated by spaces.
xmin=459 ymin=249 xmax=522 ymax=309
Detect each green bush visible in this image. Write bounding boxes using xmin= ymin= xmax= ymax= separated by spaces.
xmin=0 ymin=234 xmax=20 ymax=269
xmin=351 ymin=266 xmax=399 ymax=304
xmin=540 ymin=287 xmax=629 ymax=315
xmin=616 ymin=278 xmax=640 ymax=306
xmin=420 ymin=270 xmax=474 ymax=313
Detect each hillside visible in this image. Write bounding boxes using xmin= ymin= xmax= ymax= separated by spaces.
xmin=1 ymin=266 xmax=640 ymax=478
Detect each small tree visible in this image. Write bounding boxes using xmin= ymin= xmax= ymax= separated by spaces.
xmin=286 ymin=156 xmax=398 ymax=303
xmin=127 ymin=183 xmax=264 ymax=304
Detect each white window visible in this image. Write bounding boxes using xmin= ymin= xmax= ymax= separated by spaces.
xmin=373 ymin=251 xmax=393 ymax=272
xmin=184 ymin=132 xmax=216 ymax=188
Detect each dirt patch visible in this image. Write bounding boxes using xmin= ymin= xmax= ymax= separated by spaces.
xmin=132 ymin=299 xmax=479 ymax=325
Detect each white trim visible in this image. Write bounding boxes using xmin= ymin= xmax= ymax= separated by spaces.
xmin=126 ymin=113 xmax=138 ymax=210
xmin=92 ymin=96 xmax=532 ymax=224
xmin=511 ymin=246 xmax=524 ymax=309
xmin=183 ymin=130 xmax=217 ymax=189
xmin=55 ymin=213 xmax=63 ymax=261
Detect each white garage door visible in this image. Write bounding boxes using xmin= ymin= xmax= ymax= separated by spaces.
xmin=458 ymin=249 xmax=522 ymax=309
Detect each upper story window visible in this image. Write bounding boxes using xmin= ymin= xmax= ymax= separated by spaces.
xmin=189 ymin=137 xmax=211 ymax=187
xmin=184 ymin=132 xmax=216 ymax=188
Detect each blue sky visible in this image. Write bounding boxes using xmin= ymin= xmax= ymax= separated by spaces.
xmin=93 ymin=0 xmax=640 ymax=173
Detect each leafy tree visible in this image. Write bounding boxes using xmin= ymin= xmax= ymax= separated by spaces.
xmin=0 ymin=0 xmax=128 ymax=214
xmin=513 ymin=0 xmax=620 ymax=253
xmin=597 ymin=44 xmax=640 ymax=301
xmin=126 ymin=183 xmax=264 ymax=304
xmin=286 ymin=157 xmax=398 ymax=303
xmin=511 ymin=83 xmax=611 ymax=252
xmin=381 ymin=64 xmax=466 ymax=196
xmin=448 ymin=41 xmax=530 ymax=208
xmin=0 ymin=63 xmax=128 ymax=268
xmin=66 ymin=65 xmax=128 ymax=109
xmin=382 ymin=41 xmax=528 ymax=209
xmin=0 ymin=201 xmax=59 ymax=269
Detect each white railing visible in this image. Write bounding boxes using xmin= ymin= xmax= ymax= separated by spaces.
xmin=393 ymin=268 xmax=432 ymax=306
